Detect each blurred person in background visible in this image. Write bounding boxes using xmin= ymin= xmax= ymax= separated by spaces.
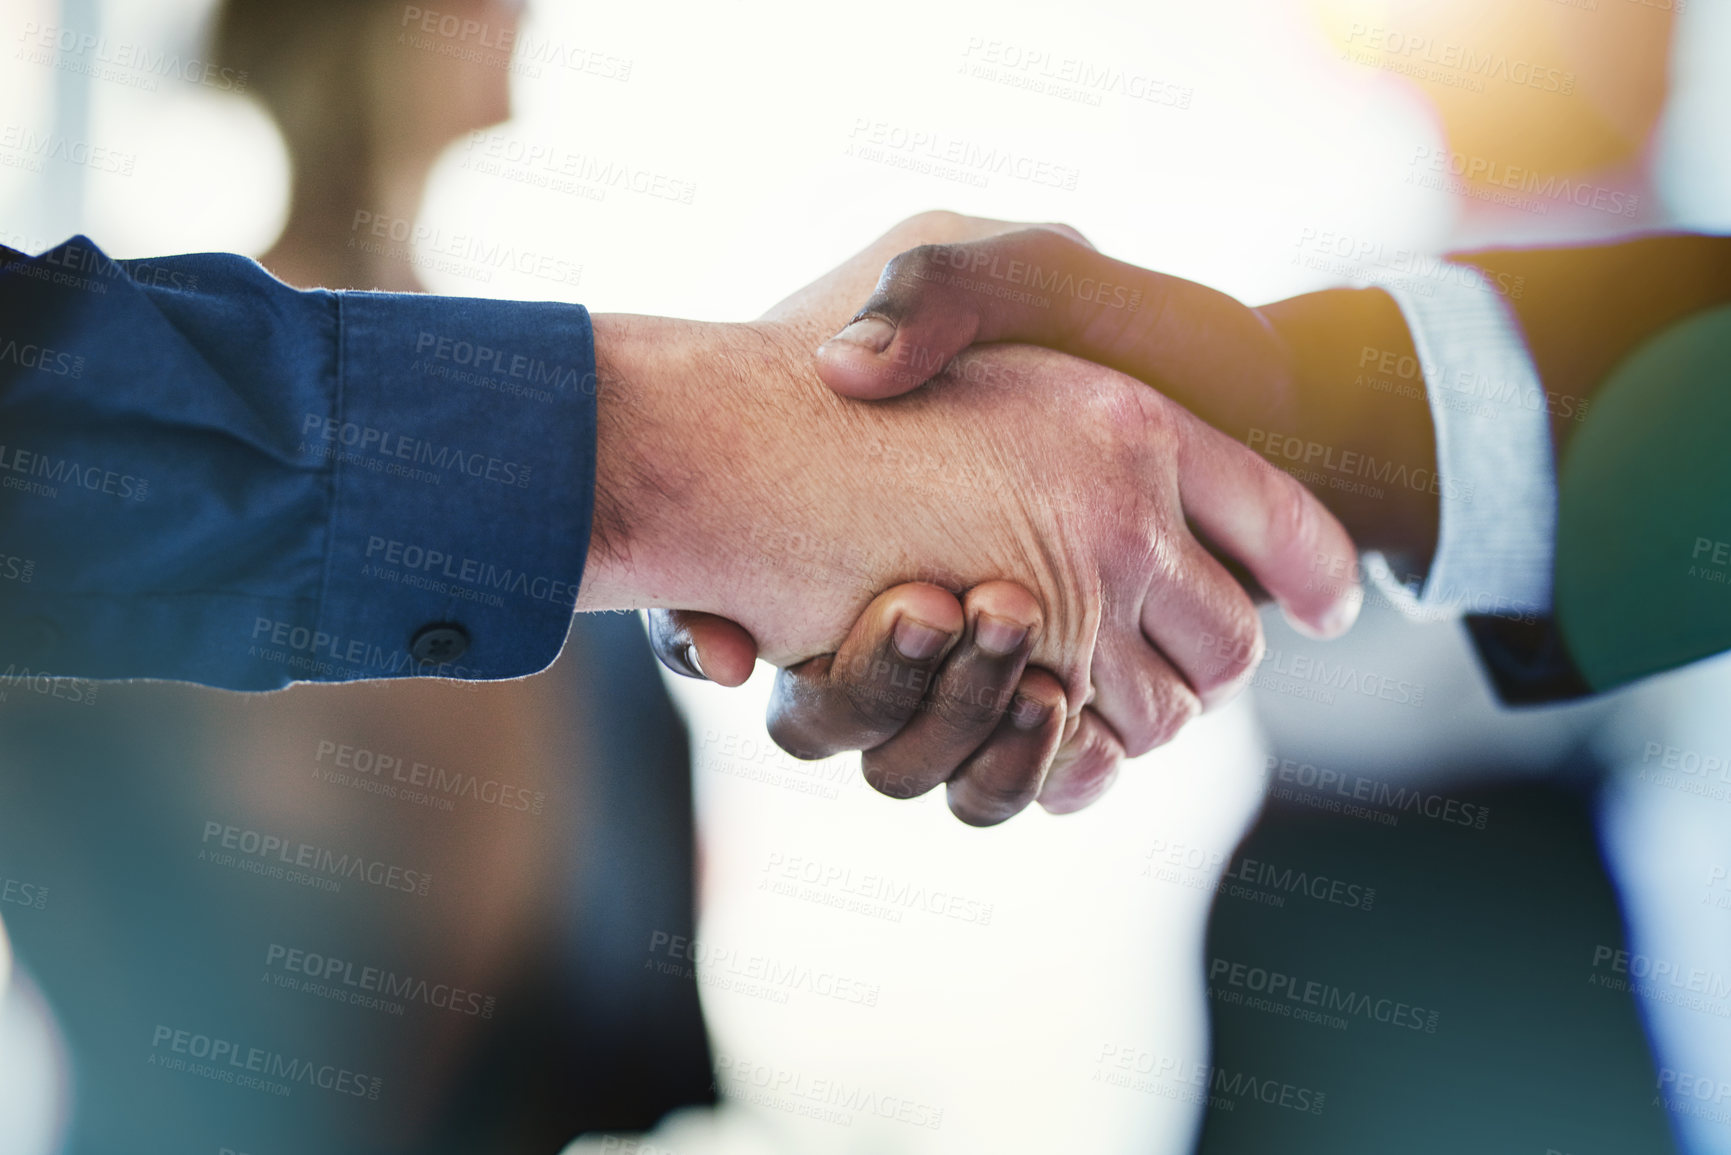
xmin=231 ymin=0 xmax=515 ymax=293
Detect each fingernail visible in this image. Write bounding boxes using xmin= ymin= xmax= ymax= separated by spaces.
xmin=1317 ymin=588 xmax=1364 ymax=638
xmin=1011 ymin=693 xmax=1053 ymax=731
xmin=893 ymin=617 xmax=950 ymax=661
xmin=826 ymin=316 xmax=895 ymax=354
xmin=974 ymin=613 xmax=1030 ymax=657
xmin=682 ymin=643 xmax=706 ymax=679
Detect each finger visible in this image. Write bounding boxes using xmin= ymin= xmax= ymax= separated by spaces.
xmin=814 ymin=229 xmax=1281 ymax=403
xmin=647 ymin=609 xmax=760 ymax=687
xmin=945 ymin=667 xmax=1067 ymax=827
xmin=766 ymin=583 xmax=964 ymax=761
xmin=1176 ymin=416 xmax=1364 ymax=638
xmin=860 ymin=581 xmax=1042 ymax=800
xmin=1085 ymin=632 xmax=1202 ymax=759
xmin=1139 ymin=536 xmax=1266 ymax=711
xmin=1038 ymin=708 xmax=1126 ymax=815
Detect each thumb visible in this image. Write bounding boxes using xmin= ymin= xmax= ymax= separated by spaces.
xmin=646 ymin=609 xmax=759 ymax=687
xmin=811 ymin=226 xmax=1111 ymax=400
xmin=813 ymin=238 xmax=1018 ymax=399
xmin=814 ymin=228 xmax=1276 ymax=424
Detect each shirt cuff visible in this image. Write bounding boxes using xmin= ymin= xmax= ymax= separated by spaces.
xmin=295 ymin=293 xmax=597 ymax=683
xmin=1352 ymin=267 xmax=1557 ymax=624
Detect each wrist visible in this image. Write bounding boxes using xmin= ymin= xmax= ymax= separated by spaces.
xmin=578 ymin=313 xmax=748 ymax=613
xmin=575 ymin=314 xmax=880 ymax=662
xmin=1258 ymin=288 xmax=1439 ymax=571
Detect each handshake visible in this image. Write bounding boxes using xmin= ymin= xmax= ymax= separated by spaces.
xmin=574 ymin=212 xmax=1440 ymax=825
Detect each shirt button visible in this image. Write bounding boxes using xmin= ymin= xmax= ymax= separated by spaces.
xmin=410 ymin=624 xmax=470 ymax=665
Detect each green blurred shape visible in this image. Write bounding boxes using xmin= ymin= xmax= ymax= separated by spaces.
xmin=1556 ymin=304 xmax=1731 ymax=692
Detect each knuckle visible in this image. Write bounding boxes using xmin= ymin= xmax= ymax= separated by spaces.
xmin=1194 ymin=604 xmax=1265 ymax=700
xmin=838 ymin=669 xmax=923 ymax=732
xmin=927 ymin=679 xmax=1012 ymax=735
xmin=1124 ymin=686 xmax=1202 ymax=757
xmin=899 ymin=209 xmax=970 ymax=239
xmin=881 ymin=244 xmax=952 ymax=298
xmin=1106 ymin=378 xmax=1170 ymax=444
xmin=949 ymin=782 xmax=1034 ymax=827
xmin=1108 ymin=504 xmax=1163 ymax=565
xmin=1091 ymin=390 xmax=1175 ymax=502
xmin=861 ymin=753 xmax=937 ymax=801
xmin=1262 ymin=461 xmax=1319 ymax=565
xmin=975 ymin=768 xmax=1042 ymax=813
xmin=1150 ymin=693 xmax=1203 ymax=753
xmin=765 ymin=663 xmax=876 ymax=761
xmin=764 ymin=709 xmax=831 ymax=763
xmin=1036 ymin=221 xmax=1090 ymax=248
xmin=1044 ymin=730 xmax=1123 ymax=814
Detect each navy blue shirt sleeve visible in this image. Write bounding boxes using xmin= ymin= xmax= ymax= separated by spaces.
xmin=0 ymin=237 xmax=596 ymax=690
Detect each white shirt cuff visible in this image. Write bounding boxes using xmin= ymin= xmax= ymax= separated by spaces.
xmin=1352 ymin=266 xmax=1557 ymax=622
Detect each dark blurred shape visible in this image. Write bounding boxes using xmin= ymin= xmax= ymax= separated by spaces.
xmin=409 ymin=614 xmax=718 ymax=1149
xmin=0 ymin=615 xmax=714 ymax=1153
xmin=1198 ymin=779 xmax=1676 ymax=1154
